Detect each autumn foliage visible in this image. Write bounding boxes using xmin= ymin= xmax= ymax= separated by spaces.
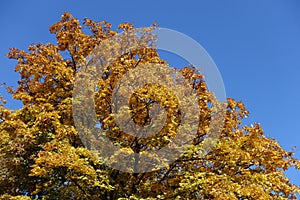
xmin=0 ymin=13 xmax=299 ymax=199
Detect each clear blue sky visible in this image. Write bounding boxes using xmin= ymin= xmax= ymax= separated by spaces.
xmin=1 ymin=0 xmax=299 ymax=191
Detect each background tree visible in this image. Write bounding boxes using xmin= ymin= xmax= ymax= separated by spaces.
xmin=0 ymin=13 xmax=299 ymax=199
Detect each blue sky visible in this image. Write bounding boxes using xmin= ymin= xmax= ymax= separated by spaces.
xmin=1 ymin=0 xmax=299 ymax=191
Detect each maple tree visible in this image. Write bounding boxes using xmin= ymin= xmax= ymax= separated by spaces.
xmin=0 ymin=12 xmax=299 ymax=199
